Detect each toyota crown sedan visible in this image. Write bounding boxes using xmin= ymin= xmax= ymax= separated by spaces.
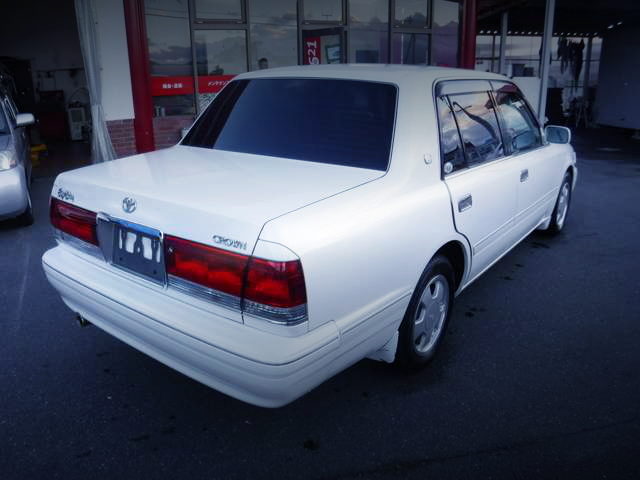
xmin=42 ymin=65 xmax=576 ymax=407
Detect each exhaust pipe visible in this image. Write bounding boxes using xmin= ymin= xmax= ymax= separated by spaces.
xmin=76 ymin=314 xmax=92 ymax=327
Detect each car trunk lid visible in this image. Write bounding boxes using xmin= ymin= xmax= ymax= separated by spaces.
xmin=53 ymin=145 xmax=383 ymax=254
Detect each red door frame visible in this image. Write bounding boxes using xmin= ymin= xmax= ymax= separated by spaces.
xmin=123 ymin=0 xmax=155 ymax=153
xmin=460 ymin=0 xmax=478 ymax=69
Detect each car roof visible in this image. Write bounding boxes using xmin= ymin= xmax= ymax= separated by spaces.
xmin=236 ymin=64 xmax=508 ymax=85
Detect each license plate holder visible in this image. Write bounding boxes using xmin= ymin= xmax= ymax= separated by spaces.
xmin=110 ymin=221 xmax=165 ymax=285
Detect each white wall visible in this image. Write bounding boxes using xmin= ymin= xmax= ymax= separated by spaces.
xmin=595 ymin=25 xmax=640 ymax=129
xmin=93 ymin=0 xmax=135 ymax=121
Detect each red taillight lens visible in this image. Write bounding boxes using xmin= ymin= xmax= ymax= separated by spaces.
xmin=164 ymin=234 xmax=308 ymax=324
xmin=50 ymin=197 xmax=98 ymax=245
xmin=164 ymin=235 xmax=248 ymax=297
xmin=245 ymin=257 xmax=307 ymax=309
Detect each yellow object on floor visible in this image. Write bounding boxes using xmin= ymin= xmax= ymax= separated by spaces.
xmin=30 ymin=144 xmax=48 ymax=167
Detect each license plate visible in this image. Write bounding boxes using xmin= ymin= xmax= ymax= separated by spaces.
xmin=111 ymin=221 xmax=165 ymax=284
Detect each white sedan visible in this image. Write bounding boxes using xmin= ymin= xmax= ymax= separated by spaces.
xmin=42 ymin=65 xmax=576 ymax=407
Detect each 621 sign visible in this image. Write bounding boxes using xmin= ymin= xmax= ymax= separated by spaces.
xmin=304 ymin=37 xmax=321 ymax=65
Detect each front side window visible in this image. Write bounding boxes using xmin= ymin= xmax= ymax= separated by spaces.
xmin=182 ymin=78 xmax=397 ymax=171
xmin=448 ymin=91 xmax=504 ymax=166
xmin=493 ymin=84 xmax=542 ymax=154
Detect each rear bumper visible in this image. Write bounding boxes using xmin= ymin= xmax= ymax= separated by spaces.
xmin=42 ymin=245 xmax=343 ymax=407
xmin=0 ymin=166 xmax=28 ymax=219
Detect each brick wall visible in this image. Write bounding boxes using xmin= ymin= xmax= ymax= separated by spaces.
xmin=106 ymin=119 xmax=136 ymax=158
xmin=153 ymin=115 xmax=195 ymax=150
xmin=106 ymin=115 xmax=195 ymax=158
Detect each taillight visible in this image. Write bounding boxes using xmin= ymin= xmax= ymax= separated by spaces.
xmin=165 ymin=235 xmax=247 ymax=298
xmin=50 ymin=198 xmax=98 ymax=245
xmin=164 ymin=235 xmax=308 ymax=325
xmin=244 ymin=258 xmax=306 ymax=308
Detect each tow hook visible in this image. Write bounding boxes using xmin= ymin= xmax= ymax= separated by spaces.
xmin=76 ymin=314 xmax=92 ymax=327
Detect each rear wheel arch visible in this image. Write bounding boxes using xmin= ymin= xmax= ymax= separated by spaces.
xmin=435 ymin=240 xmax=467 ymax=291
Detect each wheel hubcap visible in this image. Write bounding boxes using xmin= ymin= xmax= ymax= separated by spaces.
xmin=413 ymin=274 xmax=449 ymax=355
xmin=556 ymin=182 xmax=570 ymax=228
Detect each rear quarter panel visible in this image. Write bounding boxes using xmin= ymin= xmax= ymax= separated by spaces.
xmin=259 ymin=75 xmax=470 ymax=335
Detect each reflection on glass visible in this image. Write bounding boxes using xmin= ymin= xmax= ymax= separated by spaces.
xmin=249 ymin=0 xmax=296 ymax=24
xmin=195 ymin=30 xmax=248 ymax=75
xmin=349 ymin=0 xmax=388 ymax=63
xmin=437 ymin=97 xmax=465 ymax=171
xmin=195 ymin=0 xmax=242 ymax=20
xmin=145 ymin=0 xmax=195 ymax=116
xmin=304 ymin=0 xmax=343 ymax=22
xmin=392 ymin=33 xmax=429 ymax=64
xmin=145 ymin=0 xmax=191 ymax=76
xmin=249 ymin=0 xmax=297 ymax=69
xmin=394 ymin=0 xmax=428 ymax=26
xmin=449 ymin=92 xmax=504 ymax=164
xmin=493 ymin=84 xmax=541 ymax=153
xmin=349 ymin=0 xmax=387 ymax=23
xmin=432 ymin=0 xmax=460 ymax=66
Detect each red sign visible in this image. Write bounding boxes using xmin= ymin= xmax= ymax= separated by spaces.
xmin=150 ymin=75 xmax=235 ymax=96
xmin=303 ymin=37 xmax=321 ymax=65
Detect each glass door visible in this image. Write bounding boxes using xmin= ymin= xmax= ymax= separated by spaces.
xmin=301 ymin=0 xmax=346 ymax=64
xmin=191 ymin=0 xmax=248 ymax=111
xmin=193 ymin=29 xmax=248 ymax=110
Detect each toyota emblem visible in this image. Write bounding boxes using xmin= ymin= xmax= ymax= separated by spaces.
xmin=122 ymin=197 xmax=137 ymax=214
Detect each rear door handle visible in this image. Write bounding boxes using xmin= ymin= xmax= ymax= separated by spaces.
xmin=520 ymin=169 xmax=529 ymax=182
xmin=458 ymin=194 xmax=472 ymax=212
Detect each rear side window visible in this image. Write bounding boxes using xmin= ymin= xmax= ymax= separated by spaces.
xmin=493 ymin=84 xmax=542 ymax=154
xmin=436 ymin=96 xmax=465 ymax=172
xmin=448 ymin=92 xmax=504 ymax=166
xmin=183 ymin=78 xmax=397 ymax=171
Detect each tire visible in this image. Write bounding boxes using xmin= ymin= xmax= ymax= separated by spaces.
xmin=396 ymin=255 xmax=455 ymax=369
xmin=17 ymin=191 xmax=34 ymax=227
xmin=547 ymin=171 xmax=572 ymax=234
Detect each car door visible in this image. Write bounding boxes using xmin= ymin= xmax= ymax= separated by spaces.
xmin=491 ymin=82 xmax=555 ymax=235
xmin=436 ymin=81 xmax=521 ymax=282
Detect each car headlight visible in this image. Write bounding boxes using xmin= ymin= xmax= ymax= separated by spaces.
xmin=0 ymin=150 xmax=17 ymax=171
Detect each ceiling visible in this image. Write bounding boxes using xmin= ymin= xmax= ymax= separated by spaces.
xmin=477 ymin=0 xmax=640 ymax=36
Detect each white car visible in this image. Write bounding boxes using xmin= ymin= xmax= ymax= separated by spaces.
xmin=42 ymin=65 xmax=576 ymax=407
xmin=0 ymin=89 xmax=35 ymax=225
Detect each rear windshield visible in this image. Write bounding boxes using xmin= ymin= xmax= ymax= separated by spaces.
xmin=182 ymin=78 xmax=397 ymax=171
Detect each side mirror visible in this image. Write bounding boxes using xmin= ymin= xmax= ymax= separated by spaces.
xmin=16 ymin=113 xmax=35 ymax=128
xmin=545 ymin=125 xmax=571 ymax=144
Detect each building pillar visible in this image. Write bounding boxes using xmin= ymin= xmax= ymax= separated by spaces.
xmin=123 ymin=0 xmax=155 ymax=153
xmin=538 ymin=0 xmax=556 ymax=124
xmin=460 ymin=0 xmax=477 ymax=69
xmin=498 ymin=11 xmax=508 ymax=74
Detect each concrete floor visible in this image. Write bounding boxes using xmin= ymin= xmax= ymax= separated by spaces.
xmin=1 ymin=130 xmax=639 ymax=479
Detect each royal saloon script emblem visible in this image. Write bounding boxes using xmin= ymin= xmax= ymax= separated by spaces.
xmin=122 ymin=197 xmax=137 ymax=214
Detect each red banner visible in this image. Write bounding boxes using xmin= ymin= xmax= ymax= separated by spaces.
xmin=303 ymin=37 xmax=321 ymax=65
xmin=150 ymin=75 xmax=235 ymax=96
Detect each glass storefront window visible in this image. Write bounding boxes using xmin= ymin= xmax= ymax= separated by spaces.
xmin=302 ymin=27 xmax=344 ymax=64
xmin=195 ymin=29 xmax=247 ymax=109
xmin=349 ymin=0 xmax=389 ymax=63
xmin=392 ymin=33 xmax=429 ymax=64
xmin=195 ymin=0 xmax=243 ymax=21
xmin=249 ymin=0 xmax=297 ymax=70
xmin=303 ymin=0 xmax=343 ymax=23
xmin=431 ymin=0 xmax=460 ymax=67
xmin=145 ymin=0 xmax=195 ymax=116
xmin=394 ymin=0 xmax=429 ymax=27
